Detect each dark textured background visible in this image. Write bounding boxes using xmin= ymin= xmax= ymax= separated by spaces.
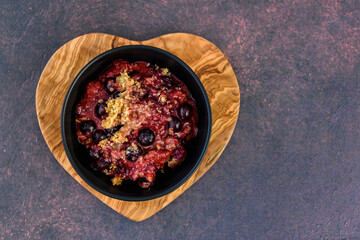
xmin=1 ymin=0 xmax=360 ymax=239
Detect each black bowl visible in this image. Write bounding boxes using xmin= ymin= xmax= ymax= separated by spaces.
xmin=61 ymin=45 xmax=211 ymax=201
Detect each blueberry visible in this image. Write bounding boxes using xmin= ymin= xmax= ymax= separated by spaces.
xmin=161 ymin=76 xmax=173 ymax=88
xmin=93 ymin=158 xmax=110 ymax=171
xmin=169 ymin=117 xmax=181 ymax=132
xmin=105 ymin=78 xmax=116 ymax=94
xmin=125 ymin=144 xmax=142 ymax=162
xmin=137 ymin=128 xmax=155 ymax=146
xmin=80 ymin=120 xmax=96 ymax=134
xmin=88 ymin=148 xmax=101 ymax=160
xmin=95 ymin=102 xmax=107 ymax=118
xmin=178 ymin=103 xmax=193 ymax=120
xmin=92 ymin=130 xmax=107 ymax=143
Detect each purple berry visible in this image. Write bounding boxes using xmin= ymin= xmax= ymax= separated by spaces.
xmin=95 ymin=102 xmax=107 ymax=118
xmin=105 ymin=78 xmax=116 ymax=94
xmin=169 ymin=117 xmax=181 ymax=132
xmin=137 ymin=128 xmax=155 ymax=146
xmin=88 ymin=148 xmax=101 ymax=160
xmin=92 ymin=130 xmax=107 ymax=143
xmin=161 ymin=76 xmax=173 ymax=88
xmin=80 ymin=120 xmax=96 ymax=134
xmin=178 ymin=103 xmax=193 ymax=120
xmin=93 ymin=158 xmax=110 ymax=171
xmin=125 ymin=144 xmax=142 ymax=162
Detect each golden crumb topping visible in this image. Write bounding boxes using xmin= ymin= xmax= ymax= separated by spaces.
xmin=102 ymin=97 xmax=125 ymax=129
xmin=103 ymin=162 xmax=116 ymax=175
xmin=111 ymin=177 xmax=123 ymax=186
xmin=111 ymin=125 xmax=130 ymax=144
xmin=116 ymin=71 xmax=140 ymax=91
xmin=98 ymin=139 xmax=108 ymax=148
xmin=101 ymin=71 xmax=139 ymax=129
xmin=161 ymin=68 xmax=170 ymax=76
xmin=101 ymin=70 xmax=159 ymax=147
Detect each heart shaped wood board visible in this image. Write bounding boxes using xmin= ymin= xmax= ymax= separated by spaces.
xmin=36 ymin=33 xmax=240 ymax=221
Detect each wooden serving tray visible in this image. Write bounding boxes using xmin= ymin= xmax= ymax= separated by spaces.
xmin=36 ymin=33 xmax=240 ymax=221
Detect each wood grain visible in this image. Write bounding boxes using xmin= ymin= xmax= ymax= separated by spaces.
xmin=35 ymin=33 xmax=240 ymax=221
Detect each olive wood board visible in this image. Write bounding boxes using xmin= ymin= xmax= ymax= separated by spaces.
xmin=36 ymin=33 xmax=240 ymax=221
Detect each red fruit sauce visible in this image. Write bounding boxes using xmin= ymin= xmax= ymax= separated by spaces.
xmin=75 ymin=60 xmax=197 ymax=188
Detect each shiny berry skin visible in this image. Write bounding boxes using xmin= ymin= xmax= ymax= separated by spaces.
xmin=95 ymin=102 xmax=107 ymax=118
xmin=125 ymin=144 xmax=142 ymax=162
xmin=169 ymin=117 xmax=181 ymax=132
xmin=161 ymin=76 xmax=173 ymax=88
xmin=178 ymin=103 xmax=193 ymax=120
xmin=92 ymin=130 xmax=107 ymax=143
xmin=92 ymin=158 xmax=110 ymax=171
xmin=88 ymin=148 xmax=101 ymax=160
xmin=137 ymin=128 xmax=155 ymax=146
xmin=105 ymin=78 xmax=116 ymax=94
xmin=80 ymin=120 xmax=96 ymax=134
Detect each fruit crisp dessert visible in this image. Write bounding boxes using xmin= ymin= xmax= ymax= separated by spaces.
xmin=75 ymin=60 xmax=198 ymax=188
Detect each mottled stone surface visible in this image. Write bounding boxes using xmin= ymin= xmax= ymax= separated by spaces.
xmin=1 ymin=0 xmax=360 ymax=239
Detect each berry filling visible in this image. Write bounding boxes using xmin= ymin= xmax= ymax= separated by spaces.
xmin=75 ymin=60 xmax=197 ymax=188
